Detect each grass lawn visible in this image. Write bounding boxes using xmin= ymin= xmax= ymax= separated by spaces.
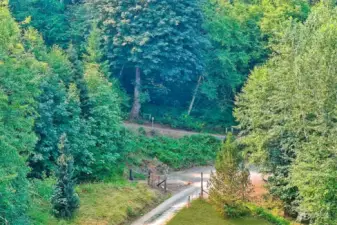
xmin=29 ymin=179 xmax=164 ymax=225
xmin=167 ymin=199 xmax=272 ymax=225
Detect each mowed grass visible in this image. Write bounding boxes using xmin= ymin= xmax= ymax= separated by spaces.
xmin=29 ymin=180 xmax=162 ymax=225
xmin=71 ymin=182 xmax=160 ymax=225
xmin=167 ymin=200 xmax=272 ymax=225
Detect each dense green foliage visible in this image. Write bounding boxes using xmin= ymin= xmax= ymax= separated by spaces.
xmin=0 ymin=2 xmax=44 ymax=223
xmin=131 ymin=131 xmax=220 ymax=170
xmin=209 ymin=133 xmax=251 ymax=218
xmin=10 ymin=0 xmax=70 ymax=47
xmin=235 ymin=3 xmax=337 ymax=224
xmin=201 ymin=1 xmax=267 ymax=118
xmin=248 ymin=204 xmax=290 ymax=225
xmin=2 ymin=0 xmax=337 ymax=224
xmin=7 ymin=0 xmax=314 ymax=132
xmin=83 ymin=43 xmax=124 ymax=180
xmin=90 ymin=0 xmax=209 ymax=119
xmin=29 ymin=46 xmax=75 ymax=177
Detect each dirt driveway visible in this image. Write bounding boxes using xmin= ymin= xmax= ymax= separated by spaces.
xmin=124 ymin=122 xmax=226 ymax=140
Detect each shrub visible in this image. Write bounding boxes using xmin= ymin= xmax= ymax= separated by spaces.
xmin=131 ymin=133 xmax=221 ymax=170
xmin=223 ymin=202 xmax=250 ymax=218
xmin=248 ymin=204 xmax=290 ymax=225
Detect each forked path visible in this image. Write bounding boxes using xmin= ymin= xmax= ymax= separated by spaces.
xmin=131 ymin=167 xmax=266 ymax=225
xmin=131 ymin=167 xmax=213 ymax=225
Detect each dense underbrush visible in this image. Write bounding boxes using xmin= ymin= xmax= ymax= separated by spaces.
xmin=140 ymin=104 xmax=235 ymax=133
xmin=129 ymin=129 xmax=221 ymax=170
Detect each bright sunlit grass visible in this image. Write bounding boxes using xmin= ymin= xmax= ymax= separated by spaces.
xmin=167 ymin=199 xmax=272 ymax=225
xmin=29 ymin=181 xmax=162 ymax=225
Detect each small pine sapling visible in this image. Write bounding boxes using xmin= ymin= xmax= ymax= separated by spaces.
xmin=209 ymin=133 xmax=252 ymax=218
xmin=52 ymin=134 xmax=79 ymax=219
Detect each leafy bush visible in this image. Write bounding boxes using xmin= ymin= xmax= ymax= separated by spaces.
xmin=131 ymin=133 xmax=221 ymax=170
xmin=141 ymin=104 xmax=234 ymax=133
xmin=223 ymin=202 xmax=250 ymax=218
xmin=248 ymin=204 xmax=290 ymax=225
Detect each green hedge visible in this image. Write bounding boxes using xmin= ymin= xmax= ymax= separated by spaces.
xmin=130 ymin=132 xmax=221 ymax=170
xmin=247 ymin=204 xmax=290 ymax=225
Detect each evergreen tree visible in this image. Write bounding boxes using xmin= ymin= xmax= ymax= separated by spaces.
xmin=51 ymin=134 xmax=79 ymax=219
xmin=66 ymin=43 xmax=91 ymax=118
xmin=209 ymin=133 xmax=251 ymax=218
xmin=0 ymin=1 xmax=43 ymax=223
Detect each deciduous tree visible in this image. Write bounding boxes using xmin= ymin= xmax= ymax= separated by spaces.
xmin=0 ymin=2 xmax=43 ymax=223
xmin=235 ymin=4 xmax=337 ymax=223
xmin=89 ymin=0 xmax=208 ymax=119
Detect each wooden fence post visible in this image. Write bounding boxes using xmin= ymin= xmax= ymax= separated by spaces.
xmin=201 ymin=172 xmax=204 ymax=199
xmin=148 ymin=170 xmax=151 ymax=186
xmin=129 ymin=169 xmax=134 ymax=181
xmin=164 ymin=179 xmax=167 ymax=192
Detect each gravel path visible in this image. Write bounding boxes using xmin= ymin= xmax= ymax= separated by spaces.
xmin=124 ymin=122 xmax=226 ymax=140
xmin=131 ymin=167 xmax=213 ymax=225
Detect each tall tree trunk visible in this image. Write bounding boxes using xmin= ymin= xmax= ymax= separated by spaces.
xmin=130 ymin=67 xmax=141 ymax=120
xmin=187 ymin=75 xmax=202 ymax=116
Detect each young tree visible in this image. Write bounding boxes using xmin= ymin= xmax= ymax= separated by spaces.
xmin=0 ymin=1 xmax=43 ymax=223
xmin=209 ymin=133 xmax=251 ymax=218
xmin=51 ymin=134 xmax=79 ymax=219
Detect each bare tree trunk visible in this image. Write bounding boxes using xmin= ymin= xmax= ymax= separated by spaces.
xmin=187 ymin=75 xmax=202 ymax=116
xmin=130 ymin=67 xmax=141 ymax=120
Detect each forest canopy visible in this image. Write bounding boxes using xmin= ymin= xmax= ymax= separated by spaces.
xmin=0 ymin=0 xmax=336 ymax=224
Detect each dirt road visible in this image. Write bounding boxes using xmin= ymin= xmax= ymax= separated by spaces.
xmin=124 ymin=122 xmax=226 ymax=140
